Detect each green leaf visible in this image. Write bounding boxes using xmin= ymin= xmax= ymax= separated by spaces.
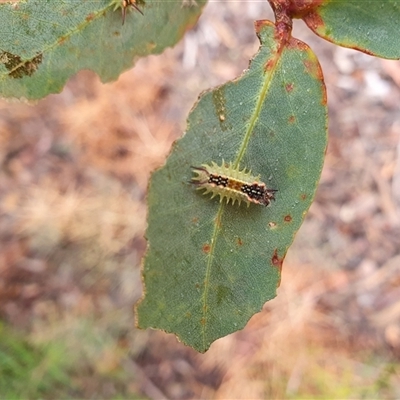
xmin=0 ymin=0 xmax=206 ymax=100
xmin=302 ymin=0 xmax=400 ymax=59
xmin=136 ymin=20 xmax=328 ymax=352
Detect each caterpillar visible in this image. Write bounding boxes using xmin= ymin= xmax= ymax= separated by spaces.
xmin=191 ymin=161 xmax=277 ymax=207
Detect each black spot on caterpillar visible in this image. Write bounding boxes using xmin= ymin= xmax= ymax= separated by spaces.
xmin=191 ymin=161 xmax=277 ymax=207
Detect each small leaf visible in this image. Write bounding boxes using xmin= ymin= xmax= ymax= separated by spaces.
xmin=0 ymin=0 xmax=206 ymax=100
xmin=303 ymin=0 xmax=400 ymax=59
xmin=136 ymin=20 xmax=328 ymax=352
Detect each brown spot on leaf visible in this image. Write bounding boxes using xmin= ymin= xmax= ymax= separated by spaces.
xmin=271 ymin=249 xmax=285 ymax=287
xmin=300 ymin=193 xmax=307 ymax=200
xmin=272 ymin=249 xmax=284 ymax=269
xmin=288 ymin=115 xmax=296 ymax=124
xmin=202 ymin=244 xmax=211 ymax=254
xmin=186 ymin=312 xmax=192 ymax=318
xmin=236 ymin=237 xmax=243 ymax=246
xmin=285 ymin=82 xmax=294 ymax=92
xmin=0 ymin=51 xmax=43 ymax=79
xmin=264 ymin=59 xmax=275 ymax=72
xmin=284 ymin=215 xmax=292 ymax=223
xmin=58 ymin=36 xmax=67 ymax=45
xmin=200 ymin=317 xmax=206 ymax=325
xmin=86 ymin=13 xmax=95 ymax=22
xmin=192 ymin=217 xmax=199 ymax=224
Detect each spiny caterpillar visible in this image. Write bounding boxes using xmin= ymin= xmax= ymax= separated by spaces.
xmin=191 ymin=161 xmax=277 ymax=207
xmin=112 ymin=0 xmax=143 ymax=25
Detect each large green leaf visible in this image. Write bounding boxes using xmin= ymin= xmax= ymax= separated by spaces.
xmin=302 ymin=0 xmax=400 ymax=59
xmin=0 ymin=0 xmax=206 ymax=100
xmin=136 ymin=20 xmax=328 ymax=352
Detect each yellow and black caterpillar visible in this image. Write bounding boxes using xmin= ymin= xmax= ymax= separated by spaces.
xmin=191 ymin=161 xmax=277 ymax=207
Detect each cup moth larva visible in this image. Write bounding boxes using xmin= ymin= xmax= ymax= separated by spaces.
xmin=191 ymin=161 xmax=277 ymax=207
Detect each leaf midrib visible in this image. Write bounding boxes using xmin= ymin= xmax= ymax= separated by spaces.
xmin=200 ymin=38 xmax=282 ymax=350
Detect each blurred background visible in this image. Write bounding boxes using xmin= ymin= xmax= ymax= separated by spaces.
xmin=1 ymin=1 xmax=400 ymax=398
